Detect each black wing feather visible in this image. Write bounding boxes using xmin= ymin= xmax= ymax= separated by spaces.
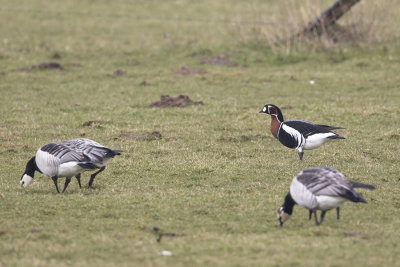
xmin=284 ymin=120 xmax=343 ymax=138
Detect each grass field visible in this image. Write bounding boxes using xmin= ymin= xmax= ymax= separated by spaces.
xmin=1 ymin=1 xmax=400 ymax=266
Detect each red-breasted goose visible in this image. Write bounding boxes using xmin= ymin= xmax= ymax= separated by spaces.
xmin=20 ymin=138 xmax=122 ymax=193
xmin=277 ymin=167 xmax=375 ymax=226
xmin=259 ymin=104 xmax=345 ymax=160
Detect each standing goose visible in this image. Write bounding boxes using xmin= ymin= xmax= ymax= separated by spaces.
xmin=277 ymin=167 xmax=375 ymax=226
xmin=259 ymin=104 xmax=345 ymax=160
xmin=20 ymin=138 xmax=123 ymax=193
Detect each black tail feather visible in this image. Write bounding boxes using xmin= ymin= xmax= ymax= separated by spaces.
xmin=78 ymin=162 xmax=99 ymax=169
xmin=317 ymin=125 xmax=346 ymax=130
xmin=344 ymin=190 xmax=368 ymax=203
xmin=112 ymin=149 xmax=123 ymax=155
xmin=351 ymin=181 xmax=375 ymax=190
xmin=356 ymin=195 xmax=368 ymax=203
xmin=105 ymin=149 xmax=123 ymax=158
xmin=327 ymin=135 xmax=345 ymax=139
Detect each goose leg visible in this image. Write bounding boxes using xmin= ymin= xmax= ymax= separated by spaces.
xmin=319 ymin=210 xmax=326 ymax=225
xmin=51 ymin=176 xmax=60 ymax=193
xmin=297 ymin=148 xmax=304 ymax=161
xmin=308 ymin=210 xmax=313 ymax=220
xmin=313 ymin=210 xmax=320 ymax=225
xmin=336 ymin=207 xmax=340 ymax=220
xmin=88 ymin=166 xmax=106 ymax=187
xmin=61 ymin=177 xmax=72 ymax=193
xmin=75 ymin=174 xmax=82 ymax=188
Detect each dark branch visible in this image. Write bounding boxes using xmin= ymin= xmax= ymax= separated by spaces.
xmin=296 ymin=0 xmax=361 ymax=37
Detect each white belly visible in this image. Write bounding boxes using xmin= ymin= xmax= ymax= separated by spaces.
xmin=316 ymin=195 xmax=346 ymax=210
xmin=303 ymin=133 xmax=333 ymax=150
xmin=57 ymin=162 xmax=87 ymax=177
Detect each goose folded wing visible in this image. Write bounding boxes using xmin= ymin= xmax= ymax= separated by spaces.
xmin=297 ymin=168 xmax=351 ymax=196
xmin=41 ymin=143 xmax=89 ymax=163
xmin=81 ymin=145 xmax=113 ymax=163
xmin=299 ymin=173 xmax=361 ymax=201
xmin=284 ymin=120 xmax=334 ymax=138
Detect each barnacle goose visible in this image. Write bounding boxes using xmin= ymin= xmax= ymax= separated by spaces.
xmin=277 ymin=167 xmax=375 ymax=226
xmin=20 ymin=138 xmax=122 ymax=193
xmin=259 ymin=104 xmax=345 ymax=160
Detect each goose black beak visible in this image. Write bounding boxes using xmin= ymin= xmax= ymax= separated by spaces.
xmin=278 ymin=217 xmax=283 ymax=227
xmin=259 ymin=110 xmax=264 ymax=113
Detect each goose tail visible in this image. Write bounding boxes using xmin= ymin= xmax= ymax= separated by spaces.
xmin=351 ymin=181 xmax=375 ymax=190
xmin=107 ymin=149 xmax=123 ymax=157
xmin=327 ymin=134 xmax=345 ymax=139
xmin=317 ymin=124 xmax=346 ymax=130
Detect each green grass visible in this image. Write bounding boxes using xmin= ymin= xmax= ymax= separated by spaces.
xmin=1 ymin=1 xmax=400 ymax=266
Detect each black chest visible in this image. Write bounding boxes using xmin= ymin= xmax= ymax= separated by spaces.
xmin=278 ymin=127 xmax=301 ymax=149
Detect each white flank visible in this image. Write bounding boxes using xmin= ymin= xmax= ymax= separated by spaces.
xmin=315 ymin=195 xmax=346 ymax=210
xmin=281 ymin=124 xmax=304 ymax=148
xmin=20 ymin=174 xmax=34 ymax=187
xmin=58 ymin=162 xmax=87 ymax=177
xmin=303 ymin=133 xmax=335 ymax=150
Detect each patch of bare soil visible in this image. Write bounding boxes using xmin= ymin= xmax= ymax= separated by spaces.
xmin=120 ymin=131 xmax=162 ymax=140
xmin=113 ymin=69 xmax=126 ymax=76
xmin=51 ymin=52 xmax=61 ymax=59
xmin=14 ymin=62 xmax=65 ymax=72
xmin=174 ymin=66 xmax=208 ymax=75
xmin=199 ymin=54 xmax=238 ymax=67
xmin=34 ymin=62 xmax=64 ymax=70
xmin=149 ymin=94 xmax=204 ymax=108
xmin=82 ymin=120 xmax=102 ymax=127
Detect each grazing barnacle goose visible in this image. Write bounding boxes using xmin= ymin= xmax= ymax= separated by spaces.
xmin=277 ymin=167 xmax=375 ymax=226
xmin=259 ymin=104 xmax=345 ymax=160
xmin=20 ymin=138 xmax=123 ymax=193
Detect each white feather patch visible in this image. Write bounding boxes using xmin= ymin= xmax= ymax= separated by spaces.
xmin=303 ymin=133 xmax=335 ymax=150
xmin=281 ymin=124 xmax=304 ymax=148
xmin=315 ymin=195 xmax=346 ymax=210
xmin=21 ymin=174 xmax=34 ymax=187
xmin=35 ymin=150 xmax=60 ymax=177
xmin=290 ymin=178 xmax=318 ymax=210
xmin=58 ymin=162 xmax=87 ymax=177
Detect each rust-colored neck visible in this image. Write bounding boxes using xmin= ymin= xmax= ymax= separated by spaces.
xmin=270 ymin=115 xmax=281 ymax=139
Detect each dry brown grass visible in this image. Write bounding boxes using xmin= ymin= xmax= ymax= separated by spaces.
xmin=233 ymin=0 xmax=400 ymax=52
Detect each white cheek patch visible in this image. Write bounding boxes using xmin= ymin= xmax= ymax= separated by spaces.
xmin=20 ymin=174 xmax=34 ymax=188
xmin=263 ymin=107 xmax=267 ymax=112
